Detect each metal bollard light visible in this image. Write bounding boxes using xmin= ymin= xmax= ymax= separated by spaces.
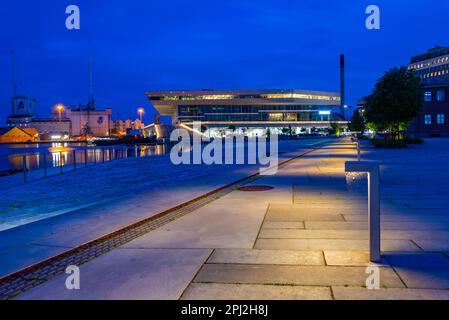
xmin=43 ymin=153 xmax=47 ymax=178
xmin=345 ymin=161 xmax=381 ymax=262
xmin=22 ymin=155 xmax=27 ymax=184
xmin=357 ymin=140 xmax=361 ymax=161
xmin=60 ymin=152 xmax=63 ymax=174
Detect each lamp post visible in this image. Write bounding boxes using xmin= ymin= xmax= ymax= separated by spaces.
xmin=56 ymin=104 xmax=65 ymax=137
xmin=345 ymin=161 xmax=381 ymax=262
xmin=138 ymin=107 xmax=145 ymax=124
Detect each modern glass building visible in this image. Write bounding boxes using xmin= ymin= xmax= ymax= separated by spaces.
xmin=146 ymin=89 xmax=345 ymax=136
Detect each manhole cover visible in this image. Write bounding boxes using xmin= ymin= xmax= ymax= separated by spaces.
xmin=237 ymin=186 xmax=274 ymax=192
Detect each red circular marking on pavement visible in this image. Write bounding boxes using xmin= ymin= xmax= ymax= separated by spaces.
xmin=237 ymin=186 xmax=274 ymax=192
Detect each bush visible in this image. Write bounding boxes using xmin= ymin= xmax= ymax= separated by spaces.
xmin=405 ymin=138 xmax=424 ymax=144
xmin=371 ymin=138 xmax=407 ymax=148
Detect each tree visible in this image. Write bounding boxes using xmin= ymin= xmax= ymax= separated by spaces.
xmin=329 ymin=122 xmax=343 ymax=136
xmin=364 ymin=67 xmax=424 ymax=141
xmin=349 ymin=109 xmax=366 ymax=133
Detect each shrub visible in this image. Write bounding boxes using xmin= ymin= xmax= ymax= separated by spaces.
xmin=371 ymin=138 xmax=407 ymax=148
xmin=405 ymin=138 xmax=424 ymax=144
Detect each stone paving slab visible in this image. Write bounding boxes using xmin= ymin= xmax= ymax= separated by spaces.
xmin=343 ymin=214 xmax=449 ymax=222
xmin=194 ymin=264 xmax=405 ymax=288
xmin=413 ymin=239 xmax=449 ymax=251
xmin=258 ymin=228 xmax=449 ymax=240
xmin=122 ymin=202 xmax=268 ymax=250
xmin=182 ymin=283 xmax=333 ymax=300
xmin=267 ymin=204 xmax=366 ymax=216
xmin=18 ymin=248 xmax=212 ymax=300
xmin=305 ymin=221 xmax=449 ymax=230
xmin=208 ymin=249 xmax=324 ymax=266
xmin=385 ymin=253 xmax=449 ymax=289
xmin=292 ymin=203 xmax=368 ymax=209
xmin=265 ymin=212 xmax=344 ymax=222
xmin=400 ymin=200 xmax=449 ymax=209
xmin=332 ymin=287 xmax=449 ymax=300
xmin=261 ymin=222 xmax=305 ymax=229
xmin=255 ymin=239 xmax=420 ymax=252
xmin=324 ymin=251 xmax=390 ymax=266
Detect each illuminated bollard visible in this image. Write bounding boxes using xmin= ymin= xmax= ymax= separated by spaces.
xmin=345 ymin=161 xmax=381 ymax=262
xmin=22 ymin=155 xmax=27 ymax=184
xmin=357 ymin=140 xmax=361 ymax=161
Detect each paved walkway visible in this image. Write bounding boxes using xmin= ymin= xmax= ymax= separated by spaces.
xmin=16 ymin=139 xmax=449 ymax=300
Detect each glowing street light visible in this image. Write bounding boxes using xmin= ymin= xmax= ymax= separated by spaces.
xmin=138 ymin=107 xmax=145 ymax=122
xmin=55 ymin=104 xmax=65 ymax=135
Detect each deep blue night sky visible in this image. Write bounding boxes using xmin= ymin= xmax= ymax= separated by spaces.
xmin=0 ymin=0 xmax=448 ymax=125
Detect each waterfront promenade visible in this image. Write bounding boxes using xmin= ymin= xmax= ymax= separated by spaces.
xmin=3 ymin=138 xmax=449 ymax=300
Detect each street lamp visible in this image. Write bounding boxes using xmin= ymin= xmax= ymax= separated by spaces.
xmin=55 ymin=104 xmax=65 ymax=136
xmin=345 ymin=161 xmax=381 ymax=262
xmin=138 ymin=107 xmax=145 ymax=123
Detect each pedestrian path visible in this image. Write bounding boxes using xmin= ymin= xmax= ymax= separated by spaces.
xmin=15 ymin=139 xmax=449 ymax=300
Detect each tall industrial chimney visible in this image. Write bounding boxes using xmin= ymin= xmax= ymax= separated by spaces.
xmin=340 ymin=54 xmax=345 ymax=119
xmin=12 ymin=52 xmax=17 ymax=97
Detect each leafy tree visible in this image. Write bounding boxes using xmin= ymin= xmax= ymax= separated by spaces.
xmin=228 ymin=125 xmax=236 ymax=132
xmin=329 ymin=123 xmax=343 ymax=136
xmin=349 ymin=109 xmax=366 ymax=132
xmin=364 ymin=67 xmax=424 ymax=141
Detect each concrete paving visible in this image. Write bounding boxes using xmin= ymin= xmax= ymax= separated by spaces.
xmin=12 ymin=138 xmax=449 ymax=300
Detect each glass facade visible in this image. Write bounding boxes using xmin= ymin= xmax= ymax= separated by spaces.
xmin=147 ymin=89 xmax=344 ymax=130
xmin=177 ymin=104 xmax=337 ymax=123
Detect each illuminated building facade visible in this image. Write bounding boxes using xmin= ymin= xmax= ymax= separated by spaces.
xmin=146 ymin=89 xmax=345 ymax=137
xmin=408 ymin=46 xmax=449 ymax=137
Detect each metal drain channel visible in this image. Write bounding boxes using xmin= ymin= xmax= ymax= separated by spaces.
xmin=0 ymin=143 xmax=331 ymax=300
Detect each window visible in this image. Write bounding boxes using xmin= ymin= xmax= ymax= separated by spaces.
xmin=437 ymin=90 xmax=445 ymax=101
xmin=437 ymin=114 xmax=445 ymax=125
xmin=424 ymin=91 xmax=432 ymax=102
xmin=424 ymin=114 xmax=432 ymax=125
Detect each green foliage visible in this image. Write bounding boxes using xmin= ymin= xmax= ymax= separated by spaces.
xmin=371 ymin=138 xmax=407 ymax=148
xmin=228 ymin=125 xmax=237 ymax=132
xmin=364 ymin=67 xmax=424 ymax=140
xmin=329 ymin=123 xmax=343 ymax=136
xmin=200 ymin=125 xmax=208 ymax=133
xmin=405 ymin=137 xmax=424 ymax=144
xmin=349 ymin=109 xmax=365 ymax=132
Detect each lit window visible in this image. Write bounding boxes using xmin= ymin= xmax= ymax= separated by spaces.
xmin=424 ymin=114 xmax=432 ymax=125
xmin=424 ymin=91 xmax=432 ymax=102
xmin=437 ymin=90 xmax=445 ymax=102
xmin=437 ymin=114 xmax=445 ymax=125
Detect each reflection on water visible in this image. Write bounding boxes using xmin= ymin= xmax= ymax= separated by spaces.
xmin=0 ymin=143 xmax=167 ymax=173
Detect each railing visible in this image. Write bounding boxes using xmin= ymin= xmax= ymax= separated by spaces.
xmin=0 ymin=145 xmax=166 ymax=187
